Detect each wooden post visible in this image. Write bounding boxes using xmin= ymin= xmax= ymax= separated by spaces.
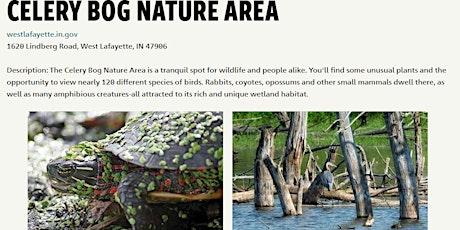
xmin=296 ymin=179 xmax=304 ymax=215
xmin=254 ymin=129 xmax=275 ymax=207
xmin=336 ymin=112 xmax=373 ymax=218
xmin=283 ymin=112 xmax=307 ymax=186
xmin=384 ymin=112 xmax=419 ymax=219
xmin=413 ymin=112 xmax=424 ymax=187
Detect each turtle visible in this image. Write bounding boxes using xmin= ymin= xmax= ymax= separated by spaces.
xmin=46 ymin=111 xmax=223 ymax=229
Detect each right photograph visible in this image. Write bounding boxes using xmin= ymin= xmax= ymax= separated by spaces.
xmin=232 ymin=112 xmax=427 ymax=229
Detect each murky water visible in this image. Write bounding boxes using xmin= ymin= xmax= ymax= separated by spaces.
xmin=233 ymin=199 xmax=427 ymax=229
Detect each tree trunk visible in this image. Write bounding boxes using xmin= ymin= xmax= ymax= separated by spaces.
xmin=384 ymin=112 xmax=419 ymax=219
xmin=233 ymin=190 xmax=254 ymax=203
xmin=283 ymin=112 xmax=307 ymax=186
xmin=296 ymin=179 xmax=304 ymax=215
xmin=254 ymin=129 xmax=275 ymax=207
xmin=263 ymin=156 xmax=297 ymax=215
xmin=273 ymin=112 xmax=291 ymax=128
xmin=413 ymin=112 xmax=424 ymax=187
xmin=337 ymin=112 xmax=373 ymax=217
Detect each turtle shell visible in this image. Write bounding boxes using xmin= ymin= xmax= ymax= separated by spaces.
xmin=102 ymin=111 xmax=223 ymax=171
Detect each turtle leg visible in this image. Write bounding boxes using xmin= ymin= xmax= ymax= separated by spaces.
xmin=117 ymin=170 xmax=164 ymax=229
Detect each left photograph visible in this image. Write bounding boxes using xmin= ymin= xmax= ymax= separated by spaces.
xmin=28 ymin=111 xmax=223 ymax=229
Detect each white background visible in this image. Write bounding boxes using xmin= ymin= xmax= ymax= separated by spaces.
xmin=1 ymin=0 xmax=459 ymax=228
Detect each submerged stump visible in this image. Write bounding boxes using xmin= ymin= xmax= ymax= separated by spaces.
xmin=337 ymin=112 xmax=373 ymax=218
xmin=384 ymin=112 xmax=419 ymax=219
xmin=254 ymin=129 xmax=275 ymax=207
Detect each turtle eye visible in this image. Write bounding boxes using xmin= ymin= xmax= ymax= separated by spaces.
xmin=57 ymin=162 xmax=76 ymax=178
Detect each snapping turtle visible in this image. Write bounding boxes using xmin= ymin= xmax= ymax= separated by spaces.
xmin=47 ymin=111 xmax=223 ymax=229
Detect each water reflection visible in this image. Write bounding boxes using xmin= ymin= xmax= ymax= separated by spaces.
xmin=233 ymin=199 xmax=427 ymax=229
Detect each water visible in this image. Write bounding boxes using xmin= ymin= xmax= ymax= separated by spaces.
xmin=233 ymin=199 xmax=428 ymax=229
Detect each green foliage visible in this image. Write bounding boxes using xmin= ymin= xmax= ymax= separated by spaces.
xmin=233 ymin=112 xmax=428 ymax=190
xmin=233 ymin=112 xmax=280 ymax=128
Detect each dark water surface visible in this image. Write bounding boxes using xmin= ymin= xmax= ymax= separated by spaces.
xmin=233 ymin=199 xmax=427 ymax=230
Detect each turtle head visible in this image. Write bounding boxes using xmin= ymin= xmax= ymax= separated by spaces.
xmin=47 ymin=142 xmax=99 ymax=195
xmin=47 ymin=157 xmax=98 ymax=192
